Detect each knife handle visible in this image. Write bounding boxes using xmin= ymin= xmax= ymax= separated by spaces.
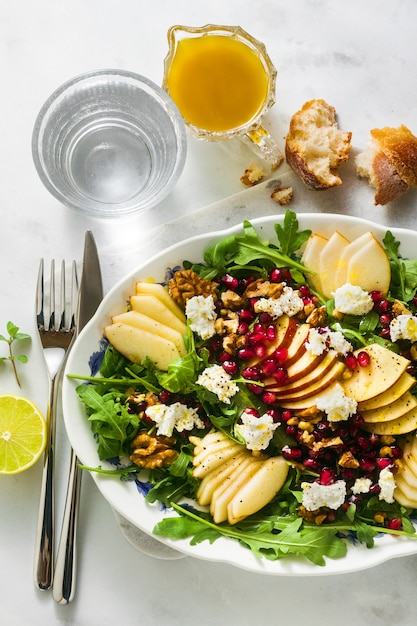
xmin=53 ymin=449 xmax=82 ymax=604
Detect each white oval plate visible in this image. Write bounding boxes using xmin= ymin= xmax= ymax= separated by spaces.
xmin=62 ymin=213 xmax=417 ymax=576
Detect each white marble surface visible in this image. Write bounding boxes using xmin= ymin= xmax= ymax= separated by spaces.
xmin=2 ymin=1 xmax=417 ymax=624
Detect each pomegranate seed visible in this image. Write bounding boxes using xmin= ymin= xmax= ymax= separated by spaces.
xmin=221 ymin=274 xmax=239 ymax=290
xmin=376 ymin=457 xmax=392 ymax=470
xmin=319 ymin=468 xmax=335 ymax=485
xmin=259 ymin=312 xmax=273 ymax=325
xmin=244 ymin=407 xmax=259 ymax=417
xmin=266 ymin=325 xmax=276 ymax=341
xmin=303 ymin=458 xmax=320 ymax=471
xmin=270 ymin=268 xmax=284 ymax=283
xmin=359 ymin=459 xmax=376 ymax=473
xmin=242 ymin=367 xmax=262 ymax=381
xmin=389 ymin=444 xmax=403 ymax=459
xmin=285 ymin=425 xmax=298 ymax=437
xmin=240 ymin=275 xmax=256 ymax=289
xmin=222 ymin=360 xmax=238 ymax=375
xmin=248 ymin=331 xmax=266 ymax=345
xmin=344 ymin=354 xmax=358 ymax=370
xmin=262 ymin=391 xmax=277 ymax=405
xmin=369 ymin=483 xmax=381 ymax=495
xmin=298 ymin=284 xmax=311 ymax=297
xmin=302 ymin=297 xmax=313 ymax=306
xmin=379 ymin=313 xmax=392 ymax=327
xmin=248 ymin=297 xmax=259 ymax=311
xmin=273 ymin=367 xmax=288 ymax=384
xmin=266 ymin=408 xmax=281 ymax=422
xmin=357 ymin=435 xmax=372 ymax=451
xmin=386 ymin=518 xmax=402 ymax=531
xmin=357 ymin=351 xmax=371 ymax=367
xmin=281 ymin=409 xmax=293 ymax=422
xmin=377 ymin=299 xmax=391 ymax=314
xmin=282 ymin=445 xmax=303 ymax=461
xmin=254 ymin=345 xmax=267 ymax=359
xmin=274 ymin=348 xmax=288 ymax=364
xmin=237 ymin=347 xmax=255 ymax=360
xmin=237 ymin=322 xmax=249 ymax=335
xmin=380 ymin=327 xmax=391 ymax=340
xmin=262 ymin=358 xmax=279 ymax=376
xmin=218 ymin=352 xmax=231 ymax=362
xmin=238 ymin=309 xmax=254 ymax=322
xmin=370 ymin=290 xmax=383 ymax=304
xmin=159 ymin=390 xmax=174 ymax=403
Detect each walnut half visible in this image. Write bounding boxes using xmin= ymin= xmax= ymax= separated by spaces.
xmin=130 ymin=433 xmax=179 ymax=469
xmin=169 ymin=269 xmax=219 ymax=308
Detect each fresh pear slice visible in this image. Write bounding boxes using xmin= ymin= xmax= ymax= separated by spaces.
xmin=301 ymin=233 xmax=328 ymax=294
xmin=394 ymin=485 xmax=417 ymax=509
xmin=193 ymin=443 xmax=245 ymax=479
xmin=340 ymin=344 xmax=409 ymax=402
xmin=399 ymin=465 xmax=417 ymax=489
xmin=266 ymin=351 xmax=340 ymax=395
xmin=192 ymin=431 xmax=229 ymax=456
xmin=285 ymin=324 xmax=311 ymax=365
xmin=112 ymin=310 xmax=186 ymax=356
xmin=196 ymin=452 xmax=249 ymax=505
xmin=346 ymin=233 xmax=391 ymax=295
xmin=361 ymin=406 xmax=417 ymax=435
xmin=104 ymin=323 xmax=180 ymax=371
xmin=135 ymin=281 xmax=186 ymax=322
xmin=334 ymin=232 xmax=374 ymax=290
xmin=361 ymin=391 xmax=417 ymax=423
xmin=319 ymin=231 xmax=350 ymax=299
xmin=210 ymin=459 xmax=263 ymax=524
xmin=358 ymin=372 xmax=415 ymax=411
xmin=394 ymin=473 xmax=417 ymax=502
xmin=228 ymin=456 xmax=289 ymax=524
xmin=130 ymin=294 xmax=187 ymax=335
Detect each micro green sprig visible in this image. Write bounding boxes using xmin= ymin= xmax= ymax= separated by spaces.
xmin=0 ymin=321 xmax=31 ymax=387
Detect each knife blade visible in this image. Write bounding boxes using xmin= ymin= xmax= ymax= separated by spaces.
xmin=52 ymin=230 xmax=103 ymax=605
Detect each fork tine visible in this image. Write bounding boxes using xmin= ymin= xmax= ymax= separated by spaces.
xmin=59 ymin=260 xmax=66 ymax=332
xmin=70 ymin=261 xmax=79 ymax=331
xmin=49 ymin=259 xmax=56 ymax=331
xmin=36 ymin=259 xmax=45 ymax=329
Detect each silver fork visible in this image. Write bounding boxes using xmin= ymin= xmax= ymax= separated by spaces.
xmin=33 ymin=259 xmax=78 ymax=591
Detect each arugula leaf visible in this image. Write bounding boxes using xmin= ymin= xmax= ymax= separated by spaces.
xmin=153 ymin=503 xmax=347 ymax=565
xmin=384 ymin=230 xmax=417 ymax=302
xmin=274 ymin=210 xmax=311 ymax=256
xmin=76 ymin=384 xmax=139 ymax=459
xmin=185 ymin=213 xmax=311 ymax=280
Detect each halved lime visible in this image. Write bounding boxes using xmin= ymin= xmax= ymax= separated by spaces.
xmin=0 ymin=394 xmax=46 ymax=475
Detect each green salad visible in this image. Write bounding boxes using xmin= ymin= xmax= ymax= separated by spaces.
xmin=70 ymin=210 xmax=417 ymax=566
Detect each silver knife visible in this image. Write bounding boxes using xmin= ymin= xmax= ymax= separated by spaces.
xmin=52 ymin=230 xmax=103 ymax=605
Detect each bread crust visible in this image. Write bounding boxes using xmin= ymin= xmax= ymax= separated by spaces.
xmin=356 ymin=125 xmax=417 ymax=205
xmin=371 ymin=125 xmax=417 ymax=187
xmin=285 ymin=99 xmax=352 ymax=190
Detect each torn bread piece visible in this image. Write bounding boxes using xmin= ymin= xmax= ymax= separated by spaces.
xmin=356 ymin=125 xmax=417 ymax=205
xmin=285 ymin=99 xmax=352 ymax=190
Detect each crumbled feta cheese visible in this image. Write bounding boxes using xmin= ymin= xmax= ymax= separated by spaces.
xmin=301 ymin=480 xmax=347 ymax=511
xmin=305 ymin=328 xmax=353 ymax=357
xmin=333 ymin=283 xmax=374 ymax=315
xmin=378 ymin=467 xmax=396 ymax=504
xmin=315 ymin=383 xmax=358 ymax=422
xmin=185 ymin=294 xmax=217 ymax=340
xmin=254 ymin=286 xmax=304 ymax=319
xmin=146 ymin=402 xmax=205 ymax=437
xmin=235 ymin=409 xmax=279 ymax=451
xmin=389 ymin=314 xmax=417 ymax=342
xmin=196 ymin=364 xmax=239 ymax=404
xmin=328 ymin=330 xmax=353 ymax=356
xmin=351 ymin=477 xmax=372 ymax=495
xmin=305 ymin=328 xmax=328 ymax=355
